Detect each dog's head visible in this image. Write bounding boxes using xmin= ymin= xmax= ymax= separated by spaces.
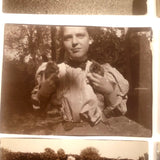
xmin=45 ymin=61 xmax=59 ymax=79
xmin=89 ymin=61 xmax=104 ymax=76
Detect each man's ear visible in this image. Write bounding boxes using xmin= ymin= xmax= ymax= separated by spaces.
xmin=89 ymin=37 xmax=94 ymax=45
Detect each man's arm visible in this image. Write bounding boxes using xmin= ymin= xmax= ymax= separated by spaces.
xmin=87 ymin=64 xmax=129 ymax=114
xmin=87 ymin=72 xmax=117 ymax=106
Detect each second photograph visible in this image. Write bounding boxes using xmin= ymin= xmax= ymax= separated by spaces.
xmin=0 ymin=24 xmax=152 ymax=137
xmin=0 ymin=138 xmax=148 ymax=160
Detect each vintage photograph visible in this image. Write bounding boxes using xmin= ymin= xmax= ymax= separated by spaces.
xmin=0 ymin=24 xmax=152 ymax=136
xmin=2 ymin=0 xmax=147 ymax=15
xmin=0 ymin=139 xmax=148 ymax=160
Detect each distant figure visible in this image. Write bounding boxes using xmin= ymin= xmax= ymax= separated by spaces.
xmin=133 ymin=0 xmax=147 ymax=15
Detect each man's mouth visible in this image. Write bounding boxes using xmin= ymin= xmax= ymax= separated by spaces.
xmin=71 ymin=48 xmax=81 ymax=53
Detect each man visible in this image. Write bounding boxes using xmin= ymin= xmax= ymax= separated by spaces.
xmin=31 ymin=26 xmax=129 ymax=130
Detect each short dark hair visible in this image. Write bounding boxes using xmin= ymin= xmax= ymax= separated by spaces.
xmin=59 ymin=26 xmax=96 ymax=38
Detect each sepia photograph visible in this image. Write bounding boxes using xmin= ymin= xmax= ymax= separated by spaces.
xmin=0 ymin=139 xmax=149 ymax=160
xmin=0 ymin=24 xmax=152 ymax=136
xmin=2 ymin=0 xmax=147 ymax=15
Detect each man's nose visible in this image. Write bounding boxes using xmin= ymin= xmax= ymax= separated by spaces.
xmin=72 ymin=36 xmax=78 ymax=47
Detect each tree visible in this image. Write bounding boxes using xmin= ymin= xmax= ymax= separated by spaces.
xmin=57 ymin=148 xmax=66 ymax=160
xmin=138 ymin=156 xmax=145 ymax=160
xmin=144 ymin=153 xmax=148 ymax=160
xmin=42 ymin=148 xmax=58 ymax=160
xmin=4 ymin=24 xmax=53 ymax=74
xmin=0 ymin=148 xmax=10 ymax=160
xmin=80 ymin=147 xmax=100 ymax=160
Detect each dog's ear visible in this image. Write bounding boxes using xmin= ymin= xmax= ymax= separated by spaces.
xmin=45 ymin=61 xmax=59 ymax=79
xmin=89 ymin=61 xmax=104 ymax=76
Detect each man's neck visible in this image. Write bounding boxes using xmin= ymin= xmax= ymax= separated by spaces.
xmin=65 ymin=58 xmax=88 ymax=70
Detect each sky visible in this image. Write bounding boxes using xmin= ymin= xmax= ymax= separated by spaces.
xmin=0 ymin=138 xmax=148 ymax=159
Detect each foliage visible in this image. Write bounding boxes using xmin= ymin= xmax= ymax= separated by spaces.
xmin=57 ymin=148 xmax=66 ymax=160
xmin=138 ymin=153 xmax=148 ymax=160
xmin=1 ymin=147 xmax=148 ymax=160
xmin=80 ymin=147 xmax=100 ymax=160
xmin=88 ymin=27 xmax=127 ymax=76
xmin=42 ymin=148 xmax=58 ymax=160
xmin=4 ymin=24 xmax=53 ymax=75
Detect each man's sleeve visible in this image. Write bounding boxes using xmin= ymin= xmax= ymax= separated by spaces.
xmin=31 ymin=62 xmax=48 ymax=110
xmin=102 ymin=63 xmax=129 ymax=115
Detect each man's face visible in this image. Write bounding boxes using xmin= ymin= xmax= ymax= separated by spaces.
xmin=63 ymin=27 xmax=93 ymax=62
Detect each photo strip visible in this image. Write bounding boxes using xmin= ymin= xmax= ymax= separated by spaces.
xmin=0 ymin=139 xmax=148 ymax=160
xmin=2 ymin=0 xmax=147 ymax=15
xmin=0 ymin=24 xmax=152 ymax=136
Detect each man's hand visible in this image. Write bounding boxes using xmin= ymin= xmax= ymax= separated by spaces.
xmin=87 ymin=72 xmax=113 ymax=95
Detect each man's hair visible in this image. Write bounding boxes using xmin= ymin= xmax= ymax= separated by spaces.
xmin=59 ymin=26 xmax=96 ymax=39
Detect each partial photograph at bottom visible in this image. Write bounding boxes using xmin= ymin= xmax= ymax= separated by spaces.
xmin=0 ymin=139 xmax=148 ymax=160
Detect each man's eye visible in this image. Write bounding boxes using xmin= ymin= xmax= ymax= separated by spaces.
xmin=64 ymin=35 xmax=72 ymax=41
xmin=77 ymin=34 xmax=85 ymax=38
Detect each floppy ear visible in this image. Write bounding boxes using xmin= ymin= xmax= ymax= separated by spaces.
xmin=89 ymin=37 xmax=94 ymax=45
